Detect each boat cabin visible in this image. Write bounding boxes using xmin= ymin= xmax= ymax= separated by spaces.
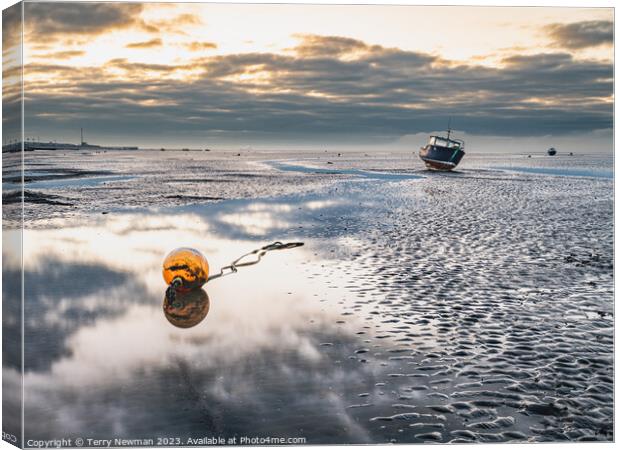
xmin=427 ymin=135 xmax=464 ymax=150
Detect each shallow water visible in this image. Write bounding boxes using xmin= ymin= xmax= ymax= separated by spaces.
xmin=270 ymin=161 xmax=424 ymax=180
xmin=494 ymin=166 xmax=613 ymax=179
xmin=2 ymin=149 xmax=613 ymax=444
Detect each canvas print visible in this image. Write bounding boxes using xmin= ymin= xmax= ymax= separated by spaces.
xmin=1 ymin=1 xmax=614 ymax=447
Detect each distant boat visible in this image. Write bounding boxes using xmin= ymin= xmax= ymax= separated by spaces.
xmin=547 ymin=147 xmax=557 ymax=156
xmin=419 ymin=125 xmax=465 ymax=171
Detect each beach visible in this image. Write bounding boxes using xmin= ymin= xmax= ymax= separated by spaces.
xmin=2 ymin=149 xmax=613 ymax=443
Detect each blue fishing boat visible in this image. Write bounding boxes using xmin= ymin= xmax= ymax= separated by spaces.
xmin=419 ymin=125 xmax=465 ymax=171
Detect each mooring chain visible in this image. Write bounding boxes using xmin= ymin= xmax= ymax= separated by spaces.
xmin=164 ymin=241 xmax=304 ymax=304
xmin=207 ymin=241 xmax=304 ymax=282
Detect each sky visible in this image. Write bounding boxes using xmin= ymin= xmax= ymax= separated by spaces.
xmin=2 ymin=1 xmax=614 ymax=151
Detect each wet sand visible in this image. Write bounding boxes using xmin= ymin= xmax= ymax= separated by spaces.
xmin=2 ymin=149 xmax=613 ymax=443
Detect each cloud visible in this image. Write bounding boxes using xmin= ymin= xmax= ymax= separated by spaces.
xmin=23 ymin=2 xmax=145 ymax=42
xmin=106 ymin=58 xmax=180 ymax=72
xmin=167 ymin=13 xmax=202 ymax=27
xmin=22 ymin=34 xmax=613 ymax=145
xmin=291 ymin=34 xmax=371 ymax=58
xmin=139 ymin=21 xmax=160 ymax=34
xmin=35 ymin=50 xmax=86 ymax=60
xmin=2 ymin=2 xmax=22 ymax=54
xmin=142 ymin=12 xmax=203 ymax=35
xmin=501 ymin=52 xmax=573 ymax=68
xmin=19 ymin=4 xmax=202 ymax=53
xmin=125 ymin=38 xmax=163 ymax=49
xmin=2 ymin=2 xmax=22 ymax=143
xmin=185 ymin=41 xmax=218 ymax=51
xmin=546 ymin=20 xmax=613 ymax=49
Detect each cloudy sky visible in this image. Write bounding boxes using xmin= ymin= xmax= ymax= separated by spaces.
xmin=3 ymin=2 xmax=614 ymax=150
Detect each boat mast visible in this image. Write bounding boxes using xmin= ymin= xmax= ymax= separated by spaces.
xmin=446 ymin=117 xmax=452 ymax=140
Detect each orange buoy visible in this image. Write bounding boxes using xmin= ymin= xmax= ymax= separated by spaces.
xmin=162 ymin=247 xmax=209 ymax=292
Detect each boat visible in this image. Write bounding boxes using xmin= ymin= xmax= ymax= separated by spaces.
xmin=547 ymin=147 xmax=557 ymax=156
xmin=419 ymin=125 xmax=465 ymax=171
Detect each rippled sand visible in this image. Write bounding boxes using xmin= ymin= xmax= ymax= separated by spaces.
xmin=2 ymin=149 xmax=613 ymax=443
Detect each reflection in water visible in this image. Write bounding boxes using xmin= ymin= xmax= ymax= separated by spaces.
xmin=13 ymin=194 xmax=374 ymax=441
xmin=163 ymin=288 xmax=210 ymax=329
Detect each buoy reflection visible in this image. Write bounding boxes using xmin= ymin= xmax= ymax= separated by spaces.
xmin=163 ymin=288 xmax=210 ymax=329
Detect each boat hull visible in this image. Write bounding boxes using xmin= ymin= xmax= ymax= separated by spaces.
xmin=419 ymin=145 xmax=465 ymax=171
